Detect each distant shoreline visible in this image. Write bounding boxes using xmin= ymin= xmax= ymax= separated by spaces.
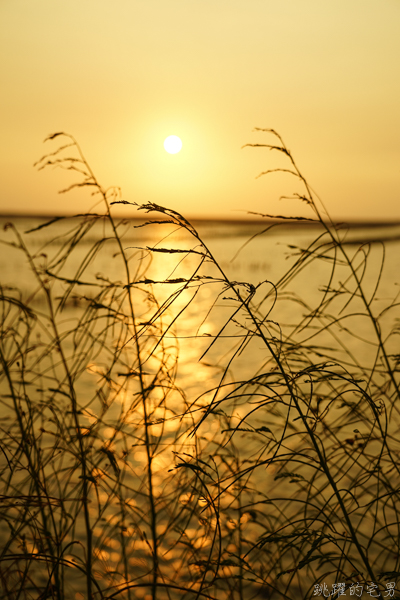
xmin=1 ymin=212 xmax=400 ymax=229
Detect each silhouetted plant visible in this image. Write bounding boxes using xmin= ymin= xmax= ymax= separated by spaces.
xmin=0 ymin=130 xmax=399 ymax=600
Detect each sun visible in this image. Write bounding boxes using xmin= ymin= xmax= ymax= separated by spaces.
xmin=164 ymin=135 xmax=182 ymax=154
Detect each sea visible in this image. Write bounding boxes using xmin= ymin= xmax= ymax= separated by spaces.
xmin=1 ymin=214 xmax=400 ymax=383
xmin=1 ymin=214 xmax=400 ymax=599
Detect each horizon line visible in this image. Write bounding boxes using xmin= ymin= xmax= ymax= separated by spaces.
xmin=1 ymin=211 xmax=400 ymax=228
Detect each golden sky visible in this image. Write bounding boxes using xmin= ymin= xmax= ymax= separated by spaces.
xmin=1 ymin=0 xmax=399 ymax=221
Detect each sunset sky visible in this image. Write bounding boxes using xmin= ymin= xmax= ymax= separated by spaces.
xmin=1 ymin=0 xmax=399 ymax=221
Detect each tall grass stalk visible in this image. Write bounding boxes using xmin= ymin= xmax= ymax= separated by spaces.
xmin=0 ymin=131 xmax=399 ymax=599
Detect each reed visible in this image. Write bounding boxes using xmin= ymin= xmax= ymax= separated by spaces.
xmin=0 ymin=130 xmax=399 ymax=599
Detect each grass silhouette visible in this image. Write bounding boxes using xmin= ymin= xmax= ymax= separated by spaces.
xmin=0 ymin=131 xmax=399 ymax=599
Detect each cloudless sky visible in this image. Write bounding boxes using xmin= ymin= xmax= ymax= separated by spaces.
xmin=1 ymin=0 xmax=399 ymax=220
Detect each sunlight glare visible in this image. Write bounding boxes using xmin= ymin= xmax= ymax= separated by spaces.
xmin=164 ymin=135 xmax=182 ymax=154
